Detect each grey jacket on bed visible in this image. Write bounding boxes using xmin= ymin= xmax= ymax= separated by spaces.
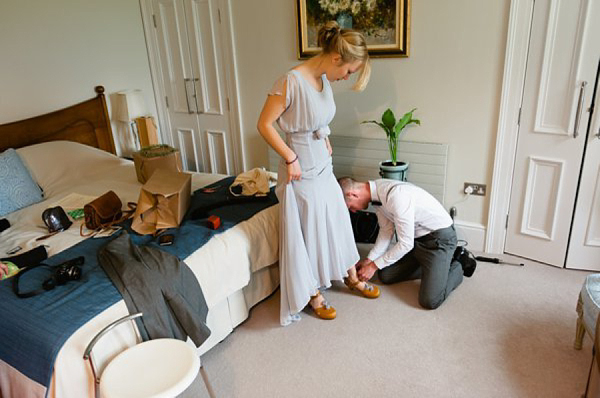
xmin=98 ymin=232 xmax=211 ymax=346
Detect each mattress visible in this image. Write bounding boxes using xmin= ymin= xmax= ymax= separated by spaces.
xmin=0 ymin=141 xmax=279 ymax=398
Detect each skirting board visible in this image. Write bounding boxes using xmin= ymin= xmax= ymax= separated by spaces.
xmin=453 ymin=219 xmax=486 ymax=252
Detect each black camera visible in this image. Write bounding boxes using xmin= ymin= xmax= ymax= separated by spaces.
xmin=13 ymin=256 xmax=85 ymax=298
xmin=42 ymin=256 xmax=84 ymax=290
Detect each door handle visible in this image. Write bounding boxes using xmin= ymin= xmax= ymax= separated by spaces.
xmin=183 ymin=78 xmax=194 ymax=114
xmin=193 ymin=78 xmax=202 ymax=114
xmin=573 ymin=81 xmax=587 ymax=138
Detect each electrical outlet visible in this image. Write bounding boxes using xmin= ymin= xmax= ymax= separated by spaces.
xmin=464 ymin=183 xmax=486 ymax=196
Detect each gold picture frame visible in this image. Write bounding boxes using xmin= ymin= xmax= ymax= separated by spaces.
xmin=296 ymin=0 xmax=411 ymax=59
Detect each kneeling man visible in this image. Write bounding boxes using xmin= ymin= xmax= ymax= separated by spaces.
xmin=339 ymin=177 xmax=474 ymax=309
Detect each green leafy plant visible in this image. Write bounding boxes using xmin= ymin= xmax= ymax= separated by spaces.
xmin=362 ymin=108 xmax=420 ymax=166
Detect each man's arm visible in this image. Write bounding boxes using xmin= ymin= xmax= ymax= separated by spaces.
xmin=366 ymin=210 xmax=395 ymax=262
xmin=370 ymin=191 xmax=415 ymax=269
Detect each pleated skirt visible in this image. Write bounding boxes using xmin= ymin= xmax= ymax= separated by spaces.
xmin=276 ymin=133 xmax=359 ymax=326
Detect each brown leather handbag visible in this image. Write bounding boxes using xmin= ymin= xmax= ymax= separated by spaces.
xmin=80 ymin=191 xmax=131 ymax=236
xmin=84 ymin=191 xmax=122 ymax=230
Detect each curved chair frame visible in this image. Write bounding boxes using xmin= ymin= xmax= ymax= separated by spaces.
xmin=83 ymin=312 xmax=143 ymax=398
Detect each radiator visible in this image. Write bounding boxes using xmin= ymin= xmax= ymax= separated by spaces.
xmin=268 ymin=135 xmax=448 ymax=204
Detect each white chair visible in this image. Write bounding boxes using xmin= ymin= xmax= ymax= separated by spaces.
xmin=84 ymin=312 xmax=211 ymax=398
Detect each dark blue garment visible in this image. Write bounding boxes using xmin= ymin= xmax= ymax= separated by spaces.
xmin=0 ymin=177 xmax=277 ymax=391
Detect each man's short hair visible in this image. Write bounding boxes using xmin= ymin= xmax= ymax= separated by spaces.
xmin=338 ymin=176 xmax=359 ymax=194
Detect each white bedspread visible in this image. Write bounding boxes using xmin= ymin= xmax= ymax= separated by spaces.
xmin=0 ymin=141 xmax=279 ymax=398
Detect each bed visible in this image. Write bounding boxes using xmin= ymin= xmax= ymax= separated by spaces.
xmin=0 ymin=87 xmax=280 ymax=398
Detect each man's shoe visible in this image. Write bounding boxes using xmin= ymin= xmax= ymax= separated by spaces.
xmin=454 ymin=246 xmax=477 ymax=277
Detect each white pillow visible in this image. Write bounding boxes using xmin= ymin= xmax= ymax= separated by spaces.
xmin=16 ymin=141 xmax=128 ymax=197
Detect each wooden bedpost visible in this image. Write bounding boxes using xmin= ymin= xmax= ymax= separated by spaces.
xmin=95 ymin=85 xmax=117 ymax=155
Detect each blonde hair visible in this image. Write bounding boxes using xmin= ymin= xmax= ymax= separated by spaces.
xmin=317 ymin=21 xmax=371 ymax=91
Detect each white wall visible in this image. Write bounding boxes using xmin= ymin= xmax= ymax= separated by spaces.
xmin=231 ymin=0 xmax=511 ymax=227
xmin=0 ymin=0 xmax=511 ymax=229
xmin=0 ymin=0 xmax=157 ymax=156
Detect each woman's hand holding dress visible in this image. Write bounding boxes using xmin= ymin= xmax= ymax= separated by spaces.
xmin=325 ymin=138 xmax=333 ymax=156
xmin=287 ymin=160 xmax=302 ymax=183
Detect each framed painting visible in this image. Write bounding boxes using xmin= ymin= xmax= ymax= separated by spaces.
xmin=296 ymin=0 xmax=411 ymax=59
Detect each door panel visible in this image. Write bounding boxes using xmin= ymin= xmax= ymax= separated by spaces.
xmin=505 ymin=0 xmax=595 ymax=266
xmin=154 ymin=0 xmax=195 ymax=114
xmin=533 ymin=0 xmax=589 ymax=136
xmin=186 ymin=0 xmax=223 ymax=115
xmin=519 ymin=156 xmax=563 ymax=241
xmin=206 ymin=130 xmax=229 ymax=173
xmin=185 ymin=0 xmax=232 ymax=174
xmin=178 ymin=128 xmax=203 ymax=172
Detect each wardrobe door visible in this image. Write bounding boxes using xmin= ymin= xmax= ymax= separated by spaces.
xmin=152 ymin=0 xmax=208 ymax=172
xmin=183 ymin=0 xmax=234 ymax=175
xmin=566 ymin=67 xmax=600 ymax=270
xmin=504 ymin=0 xmax=596 ymax=266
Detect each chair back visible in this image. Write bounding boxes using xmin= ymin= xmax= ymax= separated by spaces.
xmin=83 ymin=313 xmax=143 ymax=398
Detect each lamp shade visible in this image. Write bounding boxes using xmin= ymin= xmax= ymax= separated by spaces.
xmin=115 ymin=90 xmax=147 ymax=122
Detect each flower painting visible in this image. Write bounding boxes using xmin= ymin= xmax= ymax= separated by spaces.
xmin=296 ymin=0 xmax=410 ymax=58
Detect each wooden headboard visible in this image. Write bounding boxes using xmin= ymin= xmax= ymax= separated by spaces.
xmin=0 ymin=86 xmax=116 ymax=154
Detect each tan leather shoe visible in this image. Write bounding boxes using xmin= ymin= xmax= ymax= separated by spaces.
xmin=344 ymin=277 xmax=381 ymax=299
xmin=310 ymin=292 xmax=336 ymax=320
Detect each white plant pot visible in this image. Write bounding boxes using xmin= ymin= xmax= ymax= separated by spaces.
xmin=379 ymin=160 xmax=409 ymax=181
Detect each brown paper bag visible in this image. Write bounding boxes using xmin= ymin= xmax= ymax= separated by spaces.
xmin=131 ymin=169 xmax=191 ymax=235
xmin=133 ymin=145 xmax=182 ymax=184
xmin=135 ymin=116 xmax=159 ymax=148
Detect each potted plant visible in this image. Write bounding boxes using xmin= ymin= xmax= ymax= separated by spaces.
xmin=362 ymin=108 xmax=420 ymax=181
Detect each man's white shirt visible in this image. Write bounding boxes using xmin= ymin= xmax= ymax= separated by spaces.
xmin=367 ymin=179 xmax=453 ymax=269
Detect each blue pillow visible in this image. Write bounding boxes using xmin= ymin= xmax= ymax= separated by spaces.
xmin=0 ymin=149 xmax=44 ymax=216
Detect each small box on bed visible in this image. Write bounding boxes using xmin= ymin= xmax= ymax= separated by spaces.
xmin=131 ymin=169 xmax=191 ymax=235
xmin=132 ymin=144 xmax=182 ymax=184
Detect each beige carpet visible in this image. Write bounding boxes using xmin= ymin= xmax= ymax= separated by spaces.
xmin=188 ymin=253 xmax=593 ymax=398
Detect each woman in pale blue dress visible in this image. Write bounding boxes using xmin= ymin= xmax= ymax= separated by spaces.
xmin=257 ymin=21 xmax=380 ymax=326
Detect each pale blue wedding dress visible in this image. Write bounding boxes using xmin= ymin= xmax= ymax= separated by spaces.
xmin=269 ymin=70 xmax=359 ymax=326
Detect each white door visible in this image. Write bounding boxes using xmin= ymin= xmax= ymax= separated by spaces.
xmin=183 ymin=0 xmax=233 ymax=174
xmin=150 ymin=0 xmax=234 ymax=174
xmin=566 ymin=0 xmax=600 ymax=270
xmin=505 ymin=0 xmax=597 ymax=267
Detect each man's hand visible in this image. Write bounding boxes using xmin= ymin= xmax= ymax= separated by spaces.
xmin=356 ymin=259 xmax=378 ymax=281
xmin=0 ymin=262 xmax=8 ymax=278
xmin=354 ymin=258 xmax=370 ymax=268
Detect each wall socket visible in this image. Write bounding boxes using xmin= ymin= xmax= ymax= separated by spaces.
xmin=464 ymin=182 xmax=487 ymax=196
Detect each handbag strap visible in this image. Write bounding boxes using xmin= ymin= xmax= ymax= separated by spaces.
xmin=80 ymin=202 xmax=137 ymax=237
